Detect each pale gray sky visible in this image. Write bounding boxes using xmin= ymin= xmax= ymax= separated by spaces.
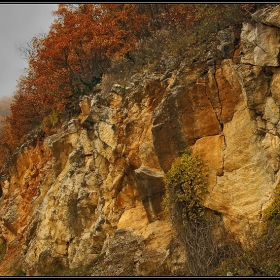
xmin=0 ymin=3 xmax=58 ymax=97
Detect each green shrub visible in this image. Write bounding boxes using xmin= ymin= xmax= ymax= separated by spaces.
xmin=163 ymin=149 xmax=228 ymax=276
xmin=163 ymin=148 xmax=208 ymax=227
xmin=263 ymin=183 xmax=280 ymax=232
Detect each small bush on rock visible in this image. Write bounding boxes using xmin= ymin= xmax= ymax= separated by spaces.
xmin=163 ymin=148 xmax=208 ymax=226
xmin=163 ymin=148 xmax=221 ymax=276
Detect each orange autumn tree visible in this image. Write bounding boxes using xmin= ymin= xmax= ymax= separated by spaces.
xmin=0 ymin=4 xmax=257 ymax=177
xmin=0 ymin=3 xmax=152 ymax=173
xmin=28 ymin=4 xmax=151 ymax=112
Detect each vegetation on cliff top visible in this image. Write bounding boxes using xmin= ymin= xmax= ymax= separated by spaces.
xmin=0 ymin=4 xmax=258 ymax=177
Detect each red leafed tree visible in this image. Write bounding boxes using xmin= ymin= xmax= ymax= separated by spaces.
xmin=29 ymin=4 xmax=150 ymax=108
xmin=0 ymin=3 xmax=256 ymax=176
xmin=0 ymin=4 xmax=152 ymax=159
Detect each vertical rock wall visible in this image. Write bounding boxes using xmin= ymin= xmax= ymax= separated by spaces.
xmin=1 ymin=4 xmax=280 ymax=276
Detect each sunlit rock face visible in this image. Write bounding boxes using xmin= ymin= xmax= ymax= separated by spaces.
xmin=1 ymin=5 xmax=280 ymax=276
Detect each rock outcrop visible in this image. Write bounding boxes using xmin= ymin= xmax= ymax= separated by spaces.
xmin=1 ymin=4 xmax=280 ymax=276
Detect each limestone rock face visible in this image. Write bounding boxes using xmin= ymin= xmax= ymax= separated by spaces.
xmin=135 ymin=167 xmax=165 ymax=222
xmin=252 ymin=5 xmax=280 ymax=28
xmin=1 ymin=5 xmax=280 ymax=276
xmin=241 ymin=5 xmax=280 ymax=66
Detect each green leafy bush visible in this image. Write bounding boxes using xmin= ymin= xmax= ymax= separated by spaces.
xmin=163 ymin=148 xmax=208 ymax=226
xmin=163 ymin=149 xmax=228 ymax=276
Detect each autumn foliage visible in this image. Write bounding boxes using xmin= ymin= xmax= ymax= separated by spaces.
xmin=0 ymin=4 xmax=258 ymax=176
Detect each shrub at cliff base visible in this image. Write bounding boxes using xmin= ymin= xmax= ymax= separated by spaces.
xmin=162 ymin=148 xmax=223 ymax=276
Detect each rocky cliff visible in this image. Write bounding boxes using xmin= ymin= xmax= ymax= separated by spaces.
xmin=1 ymin=5 xmax=280 ymax=276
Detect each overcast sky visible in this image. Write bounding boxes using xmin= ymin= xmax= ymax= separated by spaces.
xmin=0 ymin=3 xmax=58 ymax=98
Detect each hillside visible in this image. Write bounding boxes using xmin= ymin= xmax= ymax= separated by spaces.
xmin=1 ymin=3 xmax=280 ymax=276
